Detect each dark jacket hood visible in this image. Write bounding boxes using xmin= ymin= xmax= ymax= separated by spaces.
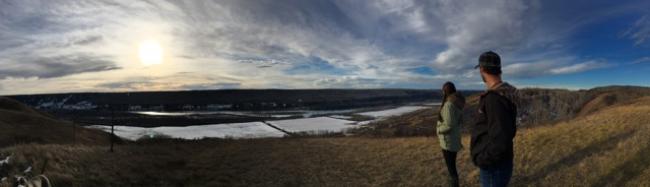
xmin=488 ymin=82 xmax=518 ymax=105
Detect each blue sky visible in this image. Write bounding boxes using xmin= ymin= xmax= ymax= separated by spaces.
xmin=0 ymin=0 xmax=648 ymax=94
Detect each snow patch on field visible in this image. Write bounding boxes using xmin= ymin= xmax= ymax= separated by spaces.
xmin=88 ymin=122 xmax=286 ymax=140
xmin=357 ymin=106 xmax=429 ymax=118
xmin=329 ymin=115 xmax=352 ymax=120
xmin=267 ymin=117 xmax=357 ymax=133
xmin=88 ymin=105 xmax=432 ymax=140
xmin=355 ymin=121 xmax=372 ymax=125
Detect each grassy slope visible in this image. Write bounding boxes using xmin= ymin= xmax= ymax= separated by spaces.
xmin=1 ymin=96 xmax=649 ymax=186
xmin=0 ymin=97 xmax=110 ymax=147
xmin=353 ymin=86 xmax=650 ymax=136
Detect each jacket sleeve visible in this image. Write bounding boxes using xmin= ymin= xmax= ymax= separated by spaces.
xmin=437 ymin=101 xmax=456 ymax=134
xmin=476 ymin=94 xmax=515 ymax=165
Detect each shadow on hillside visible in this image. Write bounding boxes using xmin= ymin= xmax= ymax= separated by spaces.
xmin=591 ymin=140 xmax=650 ymax=186
xmin=512 ymin=129 xmax=636 ymax=186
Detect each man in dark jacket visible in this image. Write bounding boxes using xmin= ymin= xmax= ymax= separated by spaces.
xmin=471 ymin=51 xmax=518 ymax=187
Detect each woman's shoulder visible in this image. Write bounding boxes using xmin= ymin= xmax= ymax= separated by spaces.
xmin=444 ymin=98 xmax=458 ymax=108
xmin=447 ymin=93 xmax=465 ymax=110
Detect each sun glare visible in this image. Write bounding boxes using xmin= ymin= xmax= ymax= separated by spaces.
xmin=138 ymin=40 xmax=163 ymax=66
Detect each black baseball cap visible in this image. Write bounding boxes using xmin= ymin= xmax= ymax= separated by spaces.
xmin=474 ymin=51 xmax=501 ymax=69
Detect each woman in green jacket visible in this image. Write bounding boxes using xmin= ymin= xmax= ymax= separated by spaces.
xmin=437 ymin=82 xmax=465 ymax=187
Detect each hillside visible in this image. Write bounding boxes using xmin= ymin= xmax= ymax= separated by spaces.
xmin=0 ymin=97 xmax=110 ymax=147
xmin=0 ymin=94 xmax=649 ymax=186
xmin=353 ymin=86 xmax=650 ymax=136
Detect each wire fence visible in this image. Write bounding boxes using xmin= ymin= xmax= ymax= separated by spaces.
xmin=60 ymin=108 xmax=119 ymax=153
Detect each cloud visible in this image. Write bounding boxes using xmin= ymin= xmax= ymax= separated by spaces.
xmin=503 ymin=58 xmax=610 ymax=78
xmin=549 ymin=60 xmax=609 ymax=74
xmin=69 ymin=35 xmax=103 ymax=46
xmin=624 ymin=15 xmax=650 ymax=45
xmin=96 ymin=81 xmax=160 ymax=90
xmin=0 ymin=1 xmax=124 ymax=80
xmin=179 ymin=0 xmax=623 ymax=87
xmin=96 ymin=81 xmax=241 ymax=91
xmin=182 ymin=83 xmax=241 ymax=90
xmin=0 ymin=0 xmax=646 ymax=94
xmin=313 ymin=76 xmax=386 ymax=88
xmin=93 ymin=72 xmax=245 ymax=92
xmin=157 ymin=0 xmax=434 ymax=89
xmin=429 ymin=0 xmax=531 ymax=71
xmin=164 ymin=0 xmax=550 ymax=88
xmin=237 ymin=58 xmax=290 ymax=69
xmin=0 ymin=54 xmax=119 ymax=79
xmin=632 ymin=57 xmax=650 ymax=64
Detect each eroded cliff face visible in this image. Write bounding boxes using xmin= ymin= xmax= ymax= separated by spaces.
xmin=511 ymin=86 xmax=650 ymax=126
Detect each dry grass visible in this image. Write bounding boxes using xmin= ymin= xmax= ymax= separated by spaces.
xmin=511 ymin=96 xmax=650 ymax=186
xmin=354 ymin=86 xmax=650 ymax=137
xmin=351 ymin=107 xmax=439 ymax=137
xmin=1 ymin=88 xmax=649 ymax=186
xmin=0 ymin=97 xmax=110 ymax=147
xmin=1 ymin=96 xmax=649 ymax=186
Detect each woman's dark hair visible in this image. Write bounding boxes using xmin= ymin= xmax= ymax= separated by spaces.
xmin=442 ymin=82 xmax=457 ymax=97
xmin=438 ymin=82 xmax=457 ymax=122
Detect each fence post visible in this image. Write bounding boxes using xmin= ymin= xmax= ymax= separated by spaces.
xmin=110 ymin=107 xmax=115 ymax=153
xmin=72 ymin=120 xmax=76 ymax=146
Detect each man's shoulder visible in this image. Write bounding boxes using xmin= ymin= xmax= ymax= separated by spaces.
xmin=480 ymin=91 xmax=498 ymax=101
xmin=481 ymin=91 xmax=514 ymax=107
xmin=480 ymin=90 xmax=502 ymax=99
xmin=483 ymin=82 xmax=518 ymax=104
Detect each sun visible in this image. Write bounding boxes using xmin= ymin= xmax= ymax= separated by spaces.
xmin=138 ymin=40 xmax=163 ymax=66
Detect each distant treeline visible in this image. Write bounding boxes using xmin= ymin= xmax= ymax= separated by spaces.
xmin=7 ymin=89 xmax=479 ymax=111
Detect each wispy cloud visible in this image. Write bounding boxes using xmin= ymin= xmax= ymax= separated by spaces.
xmin=632 ymin=57 xmax=650 ymax=64
xmin=0 ymin=0 xmax=647 ymax=94
xmin=549 ymin=60 xmax=610 ymax=74
xmin=624 ymin=15 xmax=650 ymax=45
xmin=0 ymin=54 xmax=119 ymax=79
xmin=504 ymin=58 xmax=610 ymax=78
